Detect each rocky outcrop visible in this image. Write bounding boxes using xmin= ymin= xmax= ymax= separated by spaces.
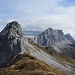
xmin=37 ymin=28 xmax=71 ymax=47
xmin=65 ymin=33 xmax=75 ymax=43
xmin=37 ymin=28 xmax=75 ymax=59
xmin=0 ymin=21 xmax=25 ymax=67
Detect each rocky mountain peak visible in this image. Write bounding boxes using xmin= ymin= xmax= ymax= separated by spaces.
xmin=0 ymin=21 xmax=24 ymax=67
xmin=47 ymin=28 xmax=53 ymax=31
xmin=45 ymin=28 xmax=64 ymax=38
xmin=65 ymin=33 xmax=75 ymax=43
xmin=1 ymin=21 xmax=22 ymax=36
xmin=65 ymin=33 xmax=71 ymax=37
xmin=37 ymin=28 xmax=66 ymax=47
xmin=37 ymin=28 xmax=75 ymax=59
xmin=7 ymin=21 xmax=19 ymax=26
xmin=65 ymin=33 xmax=72 ymax=37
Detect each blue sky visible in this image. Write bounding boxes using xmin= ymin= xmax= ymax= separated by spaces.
xmin=0 ymin=0 xmax=75 ymax=38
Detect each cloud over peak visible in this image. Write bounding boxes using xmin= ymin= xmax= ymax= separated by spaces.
xmin=0 ymin=0 xmax=75 ymax=38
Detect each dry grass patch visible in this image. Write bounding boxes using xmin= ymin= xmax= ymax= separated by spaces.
xmin=0 ymin=53 xmax=56 ymax=75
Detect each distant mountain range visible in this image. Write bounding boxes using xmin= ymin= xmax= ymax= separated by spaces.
xmin=0 ymin=21 xmax=75 ymax=75
xmin=24 ymin=30 xmax=42 ymax=37
xmin=37 ymin=28 xmax=75 ymax=59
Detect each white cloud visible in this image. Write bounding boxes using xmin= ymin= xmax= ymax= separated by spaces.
xmin=0 ymin=0 xmax=75 ymax=38
xmin=18 ymin=5 xmax=75 ymax=38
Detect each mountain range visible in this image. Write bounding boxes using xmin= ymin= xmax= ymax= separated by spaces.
xmin=0 ymin=21 xmax=75 ymax=75
xmin=37 ymin=28 xmax=75 ymax=59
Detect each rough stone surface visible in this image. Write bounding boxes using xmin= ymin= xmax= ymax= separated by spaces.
xmin=37 ymin=28 xmax=70 ymax=47
xmin=65 ymin=33 xmax=75 ymax=43
xmin=37 ymin=28 xmax=75 ymax=59
xmin=0 ymin=21 xmax=25 ymax=67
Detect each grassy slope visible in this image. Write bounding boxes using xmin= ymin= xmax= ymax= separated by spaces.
xmin=0 ymin=53 xmax=55 ymax=75
xmin=30 ymin=41 xmax=75 ymax=75
xmin=0 ymin=41 xmax=75 ymax=75
xmin=31 ymin=41 xmax=75 ymax=64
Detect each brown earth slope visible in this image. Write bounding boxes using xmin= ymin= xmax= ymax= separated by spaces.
xmin=0 ymin=53 xmax=55 ymax=75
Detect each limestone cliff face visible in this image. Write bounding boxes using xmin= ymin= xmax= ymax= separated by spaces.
xmin=37 ymin=28 xmax=70 ymax=47
xmin=65 ymin=33 xmax=75 ymax=43
xmin=0 ymin=21 xmax=25 ymax=67
xmin=37 ymin=28 xmax=75 ymax=59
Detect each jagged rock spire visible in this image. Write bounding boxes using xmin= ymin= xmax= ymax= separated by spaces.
xmin=0 ymin=21 xmax=25 ymax=67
